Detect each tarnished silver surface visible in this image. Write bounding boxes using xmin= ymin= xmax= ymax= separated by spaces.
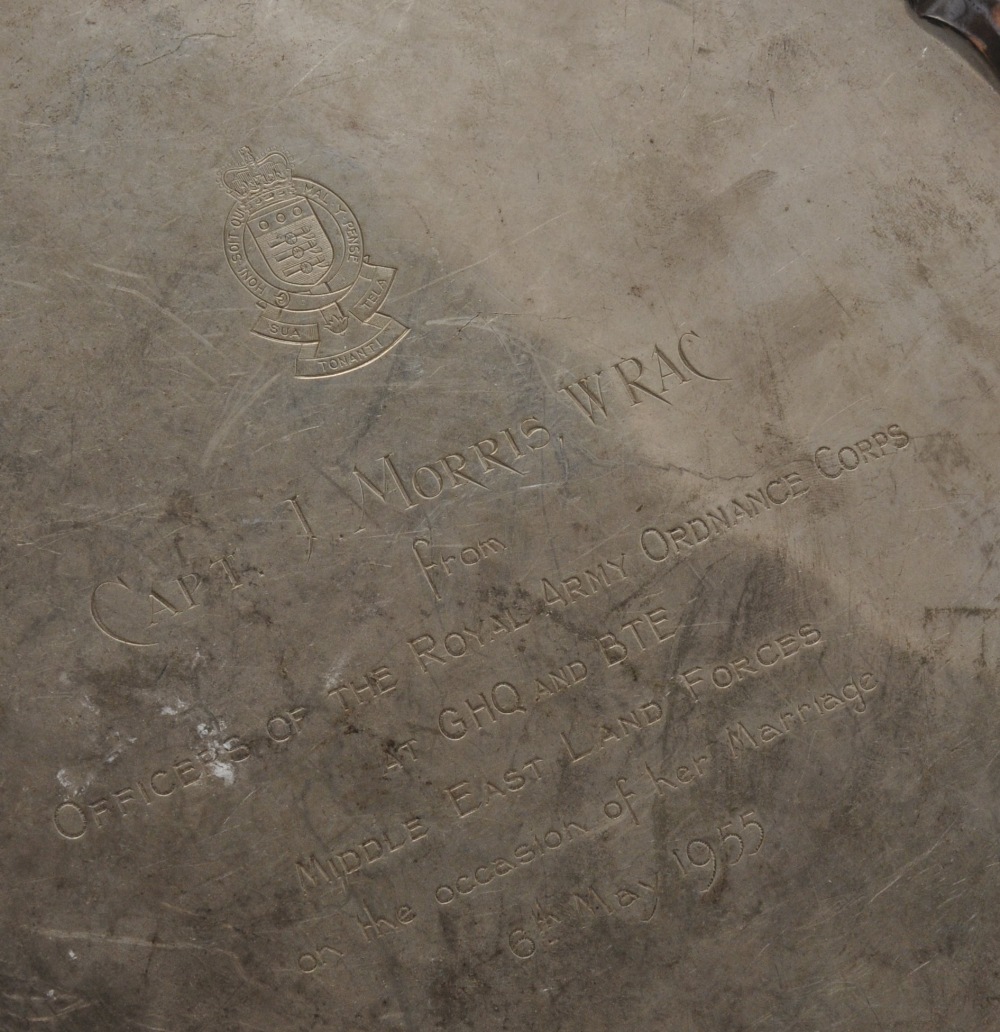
xmin=2 ymin=2 xmax=1000 ymax=1029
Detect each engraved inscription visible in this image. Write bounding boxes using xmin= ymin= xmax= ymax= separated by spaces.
xmin=352 ymin=416 xmax=551 ymax=520
xmin=596 ymin=606 xmax=679 ymax=666
xmin=639 ymin=471 xmax=809 ymax=564
xmin=506 ymin=811 xmax=766 ymax=960
xmin=293 ymin=816 xmax=428 ymax=894
xmin=434 ymin=818 xmax=593 ymax=905
xmin=52 ymin=733 xmax=253 ymax=841
xmin=434 ymin=778 xmax=645 ymax=905
xmin=558 ymin=332 xmax=730 ymax=425
xmin=531 ymin=658 xmax=589 ymax=701
xmin=431 ymin=667 xmax=882 ymax=918
xmin=408 ymin=607 xmax=532 ymax=673
xmin=52 ymin=706 xmax=309 ymax=840
xmin=383 ymin=737 xmax=419 ymax=775
xmin=559 ymin=700 xmax=664 ymax=764
xmin=297 ymin=942 xmax=345 ymax=975
xmin=412 ymin=534 xmax=507 ymax=600
xmin=354 ymin=900 xmax=418 ymax=943
xmin=296 ymin=896 xmax=419 ymax=975
xmin=724 ymin=673 xmax=879 ymax=756
xmin=644 ymin=752 xmax=712 ymax=795
xmin=437 ymin=682 xmax=528 ymax=741
xmin=285 ymin=495 xmax=317 ymax=559
xmin=637 ymin=672 xmax=883 ymax=803
xmin=508 ymin=871 xmax=661 ymax=959
xmin=814 ymin=423 xmax=911 ymax=480
xmin=671 ymin=810 xmax=766 ymax=896
xmin=89 ymin=550 xmax=249 ymax=648
xmin=539 ymin=552 xmax=628 ymax=610
xmin=443 ymin=756 xmax=545 ymax=818
xmin=326 ymin=664 xmax=400 ymax=711
xmin=434 ymin=661 xmax=589 ymax=742
xmin=677 ymin=624 xmax=824 ymax=700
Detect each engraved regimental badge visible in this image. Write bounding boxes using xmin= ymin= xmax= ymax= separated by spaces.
xmin=221 ymin=148 xmax=408 ymax=378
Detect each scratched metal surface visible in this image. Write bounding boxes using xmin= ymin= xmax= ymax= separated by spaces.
xmin=2 ymin=1 xmax=1000 ymax=1029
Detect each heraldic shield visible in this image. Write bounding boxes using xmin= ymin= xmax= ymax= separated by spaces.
xmin=222 ymin=148 xmax=409 ymax=379
xmin=246 ymin=197 xmax=337 ymax=289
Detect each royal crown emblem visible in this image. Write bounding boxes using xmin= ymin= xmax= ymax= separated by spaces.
xmin=221 ymin=147 xmax=408 ymax=378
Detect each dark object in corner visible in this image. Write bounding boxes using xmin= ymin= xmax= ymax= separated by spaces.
xmin=909 ymin=0 xmax=1000 ymax=73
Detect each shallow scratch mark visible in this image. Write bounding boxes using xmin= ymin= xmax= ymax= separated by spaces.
xmin=394 ymin=210 xmax=573 ymax=302
xmin=88 ymin=261 xmax=148 ymax=281
xmin=24 ymin=1002 xmax=95 ymax=1023
xmin=249 ymin=423 xmax=324 ymax=456
xmin=803 ymin=392 xmax=871 ymax=439
xmin=679 ymin=4 xmax=696 ymax=101
xmin=103 ymin=283 xmax=220 ymax=385
xmin=219 ymin=788 xmax=259 ymax=830
xmin=137 ymin=32 xmax=237 ymax=67
xmin=37 ymin=927 xmax=258 ymax=986
xmin=16 ymin=502 xmax=150 ymax=547
xmin=816 ymin=275 xmax=851 ymax=319
xmin=868 ymin=820 xmax=957 ymax=904
xmin=106 ymin=284 xmax=218 ymax=353
xmin=287 ymin=55 xmax=329 ymax=96
xmin=200 ymin=371 xmax=282 ymax=469
xmin=39 ymin=928 xmax=211 ymax=951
